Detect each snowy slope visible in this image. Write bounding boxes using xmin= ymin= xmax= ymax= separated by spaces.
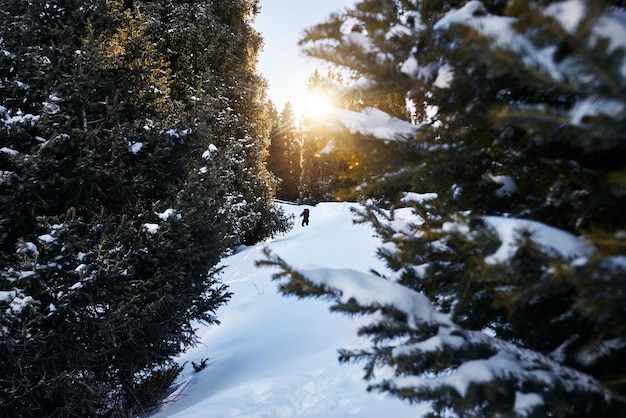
xmin=149 ymin=202 xmax=431 ymax=418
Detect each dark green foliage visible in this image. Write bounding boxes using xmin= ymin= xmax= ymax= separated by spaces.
xmin=0 ymin=0 xmax=282 ymax=415
xmin=144 ymin=0 xmax=288 ymax=246
xmin=262 ymin=0 xmax=626 ymax=416
xmin=132 ymin=363 xmax=184 ymax=413
xmin=192 ymin=357 xmax=209 ymax=372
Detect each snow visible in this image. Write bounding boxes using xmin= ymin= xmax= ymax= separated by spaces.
xmin=488 ymin=174 xmax=519 ymax=197
xmin=37 ymin=234 xmax=55 ymax=244
xmin=130 ymin=142 xmax=144 ymax=154
xmin=514 ymin=392 xmax=544 ymax=416
xmin=432 ymin=0 xmax=626 ymax=82
xmin=344 ymin=31 xmax=377 ymax=54
xmin=42 ymin=101 xmax=60 ymax=115
xmin=482 ymin=216 xmax=592 ymax=264
xmin=399 ymin=55 xmax=419 ymax=77
xmin=69 ymin=282 xmax=83 ymax=290
xmin=294 ymin=266 xmax=452 ymax=329
xmin=202 ymin=144 xmax=218 ymax=160
xmin=331 ymin=107 xmax=420 ymax=140
xmin=545 ymin=0 xmax=585 ymax=34
xmin=157 ymin=208 xmax=181 ymax=221
xmin=433 ymin=64 xmax=454 ymax=89
xmin=575 ymin=338 xmax=626 ymax=367
xmin=569 ymin=97 xmax=625 ymax=125
xmin=1 ymin=110 xmax=40 ymax=127
xmin=142 ymin=223 xmax=160 ymax=235
xmin=74 ymin=264 xmax=88 ymax=273
xmin=593 ymin=9 xmax=626 ymax=76
xmin=16 ymin=241 xmax=39 ymax=256
xmin=150 ymin=202 xmax=430 ymax=418
xmin=150 ymin=201 xmax=599 ymax=417
xmin=9 ymin=295 xmax=36 ymax=313
xmin=0 ymin=147 xmax=18 ymax=156
xmin=166 ymin=128 xmax=192 ymax=138
xmin=433 ymin=1 xmax=485 ymax=31
xmin=401 ymin=192 xmax=437 ymax=203
xmin=0 ymin=290 xmax=17 ymax=302
xmin=1 ymin=0 xmax=620 ymax=413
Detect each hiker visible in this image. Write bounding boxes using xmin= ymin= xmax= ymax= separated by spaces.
xmin=299 ymin=208 xmax=310 ymax=226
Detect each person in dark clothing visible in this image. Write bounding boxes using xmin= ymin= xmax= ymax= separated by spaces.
xmin=299 ymin=208 xmax=310 ymax=226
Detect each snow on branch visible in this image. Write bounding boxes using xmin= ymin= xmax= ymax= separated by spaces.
xmin=294 ymin=265 xmax=453 ymax=329
xmin=257 ymin=237 xmax=614 ymax=411
xmin=481 ymin=216 xmax=592 ymax=264
xmin=435 ymin=0 xmax=626 ymax=81
xmin=390 ymin=325 xmax=604 ymax=402
xmin=330 ymin=107 xmax=421 ymax=140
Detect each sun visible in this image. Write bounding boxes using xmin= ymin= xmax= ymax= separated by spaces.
xmin=300 ymin=92 xmax=333 ymax=120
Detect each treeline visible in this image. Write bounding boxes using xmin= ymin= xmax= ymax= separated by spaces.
xmin=267 ymin=69 xmax=362 ymax=204
xmin=0 ymin=0 xmax=288 ymax=416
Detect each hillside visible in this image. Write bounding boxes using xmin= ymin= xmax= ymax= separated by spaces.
xmin=149 ymin=202 xmax=430 ymax=417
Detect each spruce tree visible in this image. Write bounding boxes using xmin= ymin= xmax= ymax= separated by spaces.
xmin=0 ymin=0 xmax=283 ymax=415
xmin=145 ymin=0 xmax=287 ymax=246
xmin=261 ymin=0 xmax=626 ymax=416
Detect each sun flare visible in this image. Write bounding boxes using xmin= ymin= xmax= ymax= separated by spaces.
xmin=301 ymin=92 xmax=332 ymax=120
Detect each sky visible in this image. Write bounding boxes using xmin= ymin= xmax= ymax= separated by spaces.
xmin=253 ymin=0 xmax=356 ymax=114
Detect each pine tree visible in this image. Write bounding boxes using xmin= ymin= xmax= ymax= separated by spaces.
xmin=261 ymin=0 xmax=626 ymax=416
xmin=267 ymin=102 xmax=302 ymax=201
xmin=298 ymin=70 xmax=361 ymax=204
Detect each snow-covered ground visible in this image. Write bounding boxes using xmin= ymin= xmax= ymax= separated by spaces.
xmin=149 ymin=202 xmax=431 ymax=417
